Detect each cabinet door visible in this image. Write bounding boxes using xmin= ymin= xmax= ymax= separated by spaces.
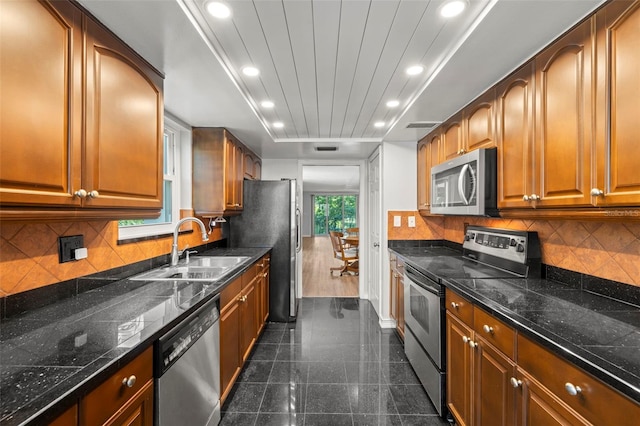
xmin=474 ymin=338 xmax=516 ymax=426
xmin=220 ymin=300 xmax=242 ymax=402
xmin=442 ymin=114 xmax=463 ymax=161
xmin=594 ymin=0 xmax=640 ymax=206
xmin=103 ymin=381 xmax=153 ymax=426
xmin=389 ymin=266 xmax=398 ymax=321
xmin=50 ymin=404 xmax=78 ymax=426
xmin=497 ymin=62 xmax=536 ymax=209
xmin=446 ymin=312 xmax=473 ymax=426
xmin=254 ymin=157 xmax=262 ymax=180
xmin=84 ymin=17 xmax=163 ymax=210
xmin=240 ymin=279 xmax=258 ymax=362
xmin=464 ymin=89 xmax=497 ymax=152
xmin=224 ymin=136 xmax=243 ymax=210
xmin=517 ymin=371 xmax=589 ymax=426
xmin=0 ymin=0 xmax=82 ymax=207
xmin=535 ymin=19 xmax=593 ymax=208
xmin=262 ymin=267 xmax=270 ymax=324
xmin=234 ymin=143 xmax=244 ymax=208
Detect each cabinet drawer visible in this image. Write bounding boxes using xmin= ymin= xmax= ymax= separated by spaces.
xmin=517 ymin=334 xmax=640 ymax=425
xmin=445 ymin=289 xmax=474 ymax=325
xmin=258 ymin=255 xmax=270 ymax=272
xmin=221 ymin=276 xmax=242 ymax=311
xmin=473 ymin=307 xmax=515 ymax=359
xmin=81 ymin=347 xmax=152 ymax=426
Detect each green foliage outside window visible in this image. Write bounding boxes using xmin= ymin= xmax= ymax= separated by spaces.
xmin=313 ymin=195 xmax=357 ymax=235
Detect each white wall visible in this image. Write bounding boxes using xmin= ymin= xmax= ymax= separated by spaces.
xmin=302 ymin=192 xmax=313 ymax=236
xmin=379 ymin=141 xmax=417 ymax=323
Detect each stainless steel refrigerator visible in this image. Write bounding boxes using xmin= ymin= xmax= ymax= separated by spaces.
xmin=229 ymin=179 xmax=300 ymax=322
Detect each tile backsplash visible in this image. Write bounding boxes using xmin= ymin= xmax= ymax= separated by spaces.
xmin=0 ymin=216 xmax=224 ymax=297
xmin=387 ymin=211 xmax=640 ymax=287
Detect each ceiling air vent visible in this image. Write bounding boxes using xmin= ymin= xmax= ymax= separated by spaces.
xmin=315 ymin=146 xmax=338 ymax=152
xmin=406 ymin=121 xmax=440 ymax=129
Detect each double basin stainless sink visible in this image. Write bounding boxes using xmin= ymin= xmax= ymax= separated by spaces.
xmin=130 ymin=256 xmax=251 ymax=282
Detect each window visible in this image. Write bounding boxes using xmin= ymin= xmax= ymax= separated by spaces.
xmin=118 ymin=118 xmax=185 ymax=239
xmin=313 ymin=194 xmax=358 ymax=235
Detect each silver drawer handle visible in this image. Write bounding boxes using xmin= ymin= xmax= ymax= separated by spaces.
xmin=482 ymin=324 xmax=494 ymax=334
xmin=510 ymin=377 xmax=522 ymax=388
xmin=122 ymin=375 xmax=137 ymax=388
xmin=565 ymin=382 xmax=582 ymax=396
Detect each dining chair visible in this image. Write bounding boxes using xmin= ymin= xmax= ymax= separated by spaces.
xmin=329 ymin=231 xmax=359 ymax=276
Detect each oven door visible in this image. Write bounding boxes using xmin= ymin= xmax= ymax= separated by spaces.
xmin=403 ymin=268 xmax=443 ymax=369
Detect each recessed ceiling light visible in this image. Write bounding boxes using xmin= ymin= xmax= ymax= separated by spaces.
xmin=273 ymin=122 xmax=284 ymax=128
xmin=406 ymin=65 xmax=424 ymax=76
xmin=206 ymin=2 xmax=231 ymax=19
xmin=440 ymin=0 xmax=467 ymax=18
xmin=242 ymin=66 xmax=259 ymax=77
xmin=386 ymin=100 xmax=400 ymax=108
xmin=261 ymin=100 xmax=274 ymax=108
xmin=374 ymin=121 xmax=386 ymax=128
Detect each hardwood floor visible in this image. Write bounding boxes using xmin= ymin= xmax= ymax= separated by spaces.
xmin=302 ymin=236 xmax=359 ymax=298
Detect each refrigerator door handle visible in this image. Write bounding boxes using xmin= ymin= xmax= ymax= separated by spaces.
xmin=295 ymin=208 xmax=302 ymax=252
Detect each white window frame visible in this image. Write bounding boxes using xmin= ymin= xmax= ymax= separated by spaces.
xmin=118 ymin=116 xmax=187 ymax=240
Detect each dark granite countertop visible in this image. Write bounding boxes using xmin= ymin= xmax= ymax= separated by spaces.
xmin=389 ymin=245 xmax=640 ymax=404
xmin=0 ymin=247 xmax=270 ymax=426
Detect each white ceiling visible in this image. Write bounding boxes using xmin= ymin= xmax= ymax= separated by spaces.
xmin=78 ymin=0 xmax=606 ymax=160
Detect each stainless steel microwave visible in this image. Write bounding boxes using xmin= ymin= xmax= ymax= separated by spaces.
xmin=430 ymin=147 xmax=498 ymax=216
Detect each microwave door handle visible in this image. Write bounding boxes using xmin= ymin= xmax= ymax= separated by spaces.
xmin=468 ymin=164 xmax=477 ymax=204
xmin=458 ymin=164 xmax=470 ymax=205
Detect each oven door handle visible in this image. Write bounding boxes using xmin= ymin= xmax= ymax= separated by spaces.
xmin=404 ymin=269 xmax=440 ymax=295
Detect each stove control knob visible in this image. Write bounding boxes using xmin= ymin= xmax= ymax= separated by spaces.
xmin=510 ymin=238 xmax=517 ymax=247
xmin=464 ymin=234 xmax=470 ymax=241
xmin=516 ymin=244 xmax=525 ymax=253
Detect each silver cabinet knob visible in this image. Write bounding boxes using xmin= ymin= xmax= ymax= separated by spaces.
xmin=565 ymin=382 xmax=582 ymax=396
xmin=122 ymin=375 xmax=137 ymax=388
xmin=373 ymin=242 xmax=380 ymax=247
xmin=451 ymin=302 xmax=460 ymax=309
xmin=522 ymin=195 xmax=530 ymax=202
xmin=462 ymin=336 xmax=469 ymax=344
xmin=529 ymin=194 xmax=540 ymax=201
xmin=510 ymin=377 xmax=522 ymax=388
xmin=74 ymin=189 xmax=87 ymax=199
xmin=88 ymin=190 xmax=99 ymax=198
xmin=482 ymin=324 xmax=494 ymax=334
xmin=468 ymin=340 xmax=478 ymax=349
xmin=590 ymin=188 xmax=604 ymax=197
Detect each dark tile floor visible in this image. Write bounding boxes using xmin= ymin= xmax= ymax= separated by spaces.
xmin=221 ymin=297 xmax=449 ymax=425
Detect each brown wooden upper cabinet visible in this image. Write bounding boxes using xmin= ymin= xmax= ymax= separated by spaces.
xmin=244 ymin=151 xmax=262 ymax=180
xmin=593 ymin=0 xmax=640 ymax=207
xmin=417 ymin=131 xmax=441 ymax=214
xmin=0 ymin=0 xmax=164 ymax=221
xmin=499 ymin=19 xmax=594 ymax=210
xmin=533 ymin=18 xmax=594 ymax=208
xmin=193 ymin=128 xmax=261 ymax=217
xmin=497 ymin=62 xmax=536 ymax=209
xmin=441 ymin=113 xmax=464 ymax=161
xmin=463 ymin=89 xmax=497 ymax=154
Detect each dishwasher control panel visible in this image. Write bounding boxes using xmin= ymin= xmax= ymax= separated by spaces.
xmin=156 ymin=298 xmax=220 ymax=376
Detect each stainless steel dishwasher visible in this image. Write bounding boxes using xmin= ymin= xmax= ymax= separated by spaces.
xmin=156 ymin=295 xmax=220 ymax=426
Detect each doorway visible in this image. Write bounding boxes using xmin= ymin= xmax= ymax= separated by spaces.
xmin=301 ymin=165 xmax=360 ymax=298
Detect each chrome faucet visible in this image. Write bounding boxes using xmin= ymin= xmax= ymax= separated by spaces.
xmin=171 ymin=217 xmax=209 ymax=266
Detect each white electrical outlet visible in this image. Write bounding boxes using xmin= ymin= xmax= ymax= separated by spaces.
xmin=393 ymin=216 xmax=401 ymax=227
xmin=408 ymin=216 xmax=416 ymax=227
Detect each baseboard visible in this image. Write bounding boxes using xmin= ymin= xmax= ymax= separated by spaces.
xmin=379 ymin=318 xmax=396 ymax=329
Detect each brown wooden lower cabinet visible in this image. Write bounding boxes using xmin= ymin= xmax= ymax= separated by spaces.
xmin=220 ymin=256 xmax=270 ymax=403
xmin=80 ymin=347 xmax=153 ymax=426
xmin=445 ymin=288 xmax=640 ymax=425
xmin=50 ymin=404 xmax=78 ymax=426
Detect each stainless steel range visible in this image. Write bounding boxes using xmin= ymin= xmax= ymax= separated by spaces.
xmin=402 ymin=226 xmax=541 ymax=416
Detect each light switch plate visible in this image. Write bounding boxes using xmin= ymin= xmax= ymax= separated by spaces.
xmin=393 ymin=216 xmax=401 ymax=227
xmin=408 ymin=216 xmax=416 ymax=228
